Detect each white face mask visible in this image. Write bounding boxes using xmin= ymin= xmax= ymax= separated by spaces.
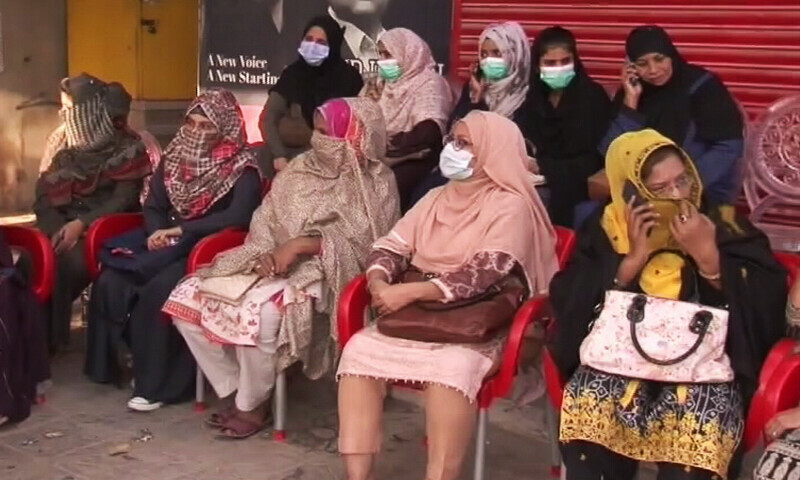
xmin=439 ymin=142 xmax=474 ymax=180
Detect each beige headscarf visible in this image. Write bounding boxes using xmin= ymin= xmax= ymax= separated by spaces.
xmin=480 ymin=22 xmax=531 ymax=118
xmin=198 ymin=97 xmax=400 ymax=378
xmin=375 ymin=110 xmax=558 ymax=295
xmin=375 ymin=28 xmax=453 ymax=136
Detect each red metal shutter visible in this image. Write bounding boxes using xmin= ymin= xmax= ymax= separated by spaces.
xmin=452 ymin=0 xmax=800 ymax=117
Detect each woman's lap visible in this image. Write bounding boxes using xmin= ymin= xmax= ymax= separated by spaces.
xmin=337 ymin=326 xmax=501 ymax=402
xmin=560 ymin=366 xmax=742 ymax=478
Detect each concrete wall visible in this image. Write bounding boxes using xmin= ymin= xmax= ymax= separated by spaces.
xmin=0 ymin=0 xmax=67 ymax=216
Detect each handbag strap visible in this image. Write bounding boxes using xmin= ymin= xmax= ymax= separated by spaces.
xmin=626 ymin=293 xmax=715 ymax=366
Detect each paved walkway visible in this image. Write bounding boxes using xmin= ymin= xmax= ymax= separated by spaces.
xmin=0 ymin=329 xmax=563 ymax=480
xmin=0 ymin=325 xmax=761 ymax=479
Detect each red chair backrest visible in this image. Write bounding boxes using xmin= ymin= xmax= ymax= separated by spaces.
xmin=776 ymin=252 xmax=799 ymax=287
xmin=2 ymin=225 xmax=55 ymax=303
xmin=554 ymin=226 xmax=577 ymax=271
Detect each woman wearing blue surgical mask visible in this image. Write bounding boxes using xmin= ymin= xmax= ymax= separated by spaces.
xmin=361 ymin=28 xmax=453 ymax=212
xmin=409 ymin=22 xmax=537 ymax=208
xmin=259 ymin=15 xmax=363 ymax=178
xmin=524 ymin=26 xmax=612 ymax=228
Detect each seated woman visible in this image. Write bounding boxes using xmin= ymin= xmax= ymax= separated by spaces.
xmin=258 ymin=15 xmax=363 ymax=177
xmin=337 ymin=111 xmax=558 ymax=480
xmin=0 ymin=229 xmax=50 ymax=428
xmin=600 ymin=25 xmax=744 ymax=204
xmin=34 ymin=73 xmax=151 ymax=351
xmin=551 ymin=129 xmax=786 ymax=480
xmin=410 ymin=21 xmax=537 ymax=204
xmin=163 ymin=98 xmax=400 ymax=439
xmin=754 ymin=277 xmax=800 ymax=480
xmin=525 ymin=26 xmax=612 ymax=227
xmin=84 ymin=89 xmax=262 ymax=412
xmin=364 ymin=27 xmax=452 ymax=211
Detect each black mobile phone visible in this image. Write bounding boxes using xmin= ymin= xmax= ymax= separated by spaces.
xmin=625 ymin=57 xmax=640 ymax=87
xmin=473 ymin=63 xmax=483 ymax=80
xmin=623 ymin=180 xmax=645 ymax=207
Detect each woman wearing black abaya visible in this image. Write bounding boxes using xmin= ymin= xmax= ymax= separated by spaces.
xmin=524 ymin=26 xmax=612 ymax=227
xmin=0 ymin=230 xmax=50 ymax=427
xmin=258 ymin=15 xmax=363 ymax=177
xmin=599 ymin=25 xmax=744 ymax=204
xmin=550 ymin=130 xmax=785 ymax=479
xmin=84 ymin=90 xmax=262 ymax=412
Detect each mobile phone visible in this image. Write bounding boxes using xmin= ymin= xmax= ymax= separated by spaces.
xmin=625 ymin=57 xmax=640 ymax=87
xmin=473 ymin=62 xmax=483 ymax=80
xmin=623 ymin=180 xmax=645 ymax=208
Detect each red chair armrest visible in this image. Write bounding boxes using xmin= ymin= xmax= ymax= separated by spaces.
xmin=336 ymin=275 xmax=370 ymax=349
xmin=186 ymin=229 xmax=248 ymax=274
xmin=761 ymin=343 xmax=800 ymax=445
xmin=85 ymin=213 xmax=144 ymax=280
xmin=478 ymin=295 xmax=549 ymax=408
xmin=775 ymin=252 xmax=799 ymax=286
xmin=3 ymin=225 xmax=55 ymax=303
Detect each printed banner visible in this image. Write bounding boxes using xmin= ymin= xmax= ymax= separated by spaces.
xmin=200 ymin=0 xmax=453 ymax=112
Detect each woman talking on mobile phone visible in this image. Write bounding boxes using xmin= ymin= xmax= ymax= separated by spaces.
xmin=409 ymin=22 xmax=535 ymax=206
xmin=599 ymin=25 xmax=744 ymax=205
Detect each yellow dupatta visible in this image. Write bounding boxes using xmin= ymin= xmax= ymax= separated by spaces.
xmin=600 ymin=129 xmax=703 ymax=300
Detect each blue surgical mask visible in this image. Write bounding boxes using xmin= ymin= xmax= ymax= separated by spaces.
xmin=298 ymin=41 xmax=330 ymax=66
xmin=539 ymin=63 xmax=576 ymax=90
xmin=480 ymin=57 xmax=510 ymax=82
xmin=377 ymin=59 xmax=402 ymax=83
xmin=439 ymin=142 xmax=474 ymax=180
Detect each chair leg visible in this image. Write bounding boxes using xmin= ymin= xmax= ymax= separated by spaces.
xmin=194 ymin=368 xmax=206 ymax=413
xmin=473 ymin=408 xmax=487 ymax=480
xmin=273 ymin=370 xmax=287 ymax=441
xmin=545 ymin=401 xmax=561 ymax=478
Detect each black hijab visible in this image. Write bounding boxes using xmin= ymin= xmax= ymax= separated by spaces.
xmin=270 ymin=15 xmax=364 ymax=127
xmin=524 ymin=26 xmax=612 ymax=226
xmin=618 ymin=25 xmax=742 ymax=145
xmin=525 ymin=27 xmax=611 ymax=160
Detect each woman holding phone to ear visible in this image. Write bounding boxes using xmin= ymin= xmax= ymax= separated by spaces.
xmin=551 ymin=129 xmax=786 ymax=480
xmin=600 ymin=25 xmax=744 ymax=205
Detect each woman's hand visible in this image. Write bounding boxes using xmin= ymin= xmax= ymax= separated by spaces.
xmin=274 ymin=157 xmax=289 ymax=173
xmin=52 ymin=219 xmax=85 ymax=255
xmin=363 ymin=75 xmax=382 ymax=102
xmin=254 ymin=251 xmax=276 ymax=277
xmin=621 ymin=63 xmax=642 ymax=110
xmin=147 ymin=226 xmax=182 ymax=251
xmin=766 ymin=407 xmax=800 ymax=442
xmin=469 ymin=62 xmax=486 ymax=104
xmin=670 ymin=202 xmax=719 ymax=268
xmin=271 ymin=240 xmax=300 ymax=276
xmin=372 ymin=282 xmax=420 ymax=316
xmin=615 ymin=197 xmax=657 ymax=286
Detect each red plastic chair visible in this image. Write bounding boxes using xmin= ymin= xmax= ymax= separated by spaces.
xmin=2 ymin=225 xmax=55 ymax=303
xmin=336 ymin=226 xmax=577 ymax=480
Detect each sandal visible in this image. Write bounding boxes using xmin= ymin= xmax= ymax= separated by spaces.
xmin=215 ymin=414 xmax=267 ymax=440
xmin=205 ymin=406 xmax=237 ymax=429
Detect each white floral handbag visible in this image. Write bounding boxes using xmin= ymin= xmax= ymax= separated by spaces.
xmin=579 ymin=289 xmax=734 ymax=383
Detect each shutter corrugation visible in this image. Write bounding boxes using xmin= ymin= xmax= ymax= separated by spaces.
xmin=452 ymin=0 xmax=800 ymax=117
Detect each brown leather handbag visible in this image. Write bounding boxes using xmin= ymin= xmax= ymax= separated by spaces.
xmin=376 ymin=269 xmax=527 ymax=344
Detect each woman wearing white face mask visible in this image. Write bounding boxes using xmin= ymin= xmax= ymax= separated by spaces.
xmin=337 ymin=110 xmax=557 ymax=480
xmin=409 ymin=22 xmax=536 ymax=207
xmin=523 ymin=26 xmax=612 ymax=228
xmin=259 ymin=15 xmax=363 ymax=177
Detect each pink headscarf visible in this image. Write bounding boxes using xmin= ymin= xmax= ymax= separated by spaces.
xmin=316 ymin=99 xmax=352 ymax=138
xmin=374 ymin=111 xmax=558 ymax=295
xmin=376 ymin=28 xmax=453 ymax=136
